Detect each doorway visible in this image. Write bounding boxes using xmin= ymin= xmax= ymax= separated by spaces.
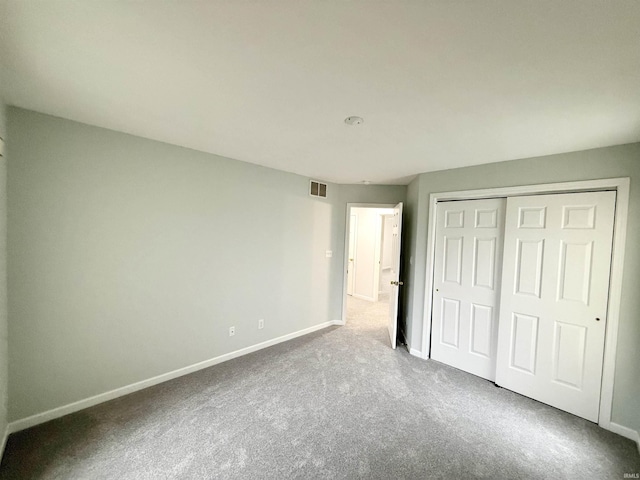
xmin=342 ymin=203 xmax=403 ymax=348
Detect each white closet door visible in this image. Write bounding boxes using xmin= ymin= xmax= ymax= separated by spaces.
xmin=495 ymin=191 xmax=615 ymax=422
xmin=431 ymin=198 xmax=505 ymax=380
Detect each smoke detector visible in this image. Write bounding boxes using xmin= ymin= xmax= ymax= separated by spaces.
xmin=344 ymin=116 xmax=364 ymax=125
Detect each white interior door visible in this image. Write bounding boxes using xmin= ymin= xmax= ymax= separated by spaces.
xmin=347 ymin=214 xmax=357 ymax=295
xmin=388 ymin=202 xmax=403 ymax=349
xmin=495 ymin=191 xmax=616 ymax=422
xmin=352 ymin=209 xmax=385 ymax=301
xmin=431 ymin=198 xmax=506 ymax=380
xmin=372 ymin=215 xmax=383 ymax=303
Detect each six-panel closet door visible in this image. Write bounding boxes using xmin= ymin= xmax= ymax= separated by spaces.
xmin=431 ymin=198 xmax=506 ymax=381
xmin=494 ymin=191 xmax=616 ymax=422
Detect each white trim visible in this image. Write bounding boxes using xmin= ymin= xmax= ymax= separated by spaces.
xmin=341 ymin=203 xmax=396 ymax=323
xmin=420 ymin=177 xmax=630 ymax=431
xmin=8 ymin=320 xmax=341 ymax=433
xmin=422 ymin=191 xmax=439 ymax=359
xmin=409 ymin=348 xmax=422 ymax=357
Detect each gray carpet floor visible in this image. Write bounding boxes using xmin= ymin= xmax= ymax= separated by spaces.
xmin=1 ymin=296 xmax=639 ymax=479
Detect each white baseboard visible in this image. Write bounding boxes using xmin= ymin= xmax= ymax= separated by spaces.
xmin=409 ymin=347 xmax=423 ymax=358
xmin=606 ymin=422 xmax=640 ymax=454
xmin=8 ymin=320 xmax=341 ymax=434
xmin=332 ymin=319 xmax=346 ymax=326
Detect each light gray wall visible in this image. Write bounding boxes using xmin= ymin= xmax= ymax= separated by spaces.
xmin=404 ymin=143 xmax=640 ymax=433
xmin=0 ymin=95 xmax=5 ymax=135
xmin=336 ymin=185 xmax=406 ymax=206
xmin=6 ymin=108 xmax=405 ymax=422
xmin=0 ymin=81 xmax=8 ymax=446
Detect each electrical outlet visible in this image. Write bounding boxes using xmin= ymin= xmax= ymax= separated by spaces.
xmin=229 ymin=326 xmax=235 ymax=337
xmin=258 ymin=318 xmax=264 ymax=329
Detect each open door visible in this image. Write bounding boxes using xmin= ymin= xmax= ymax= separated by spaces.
xmin=388 ymin=202 xmax=403 ymax=349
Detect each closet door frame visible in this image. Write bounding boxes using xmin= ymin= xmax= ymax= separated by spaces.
xmin=420 ymin=177 xmax=630 ymax=433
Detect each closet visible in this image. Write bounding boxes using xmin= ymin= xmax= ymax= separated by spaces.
xmin=430 ymin=191 xmax=616 ymax=422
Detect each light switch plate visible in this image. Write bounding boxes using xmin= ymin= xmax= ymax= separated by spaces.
xmin=325 ymin=250 xmax=333 ymax=258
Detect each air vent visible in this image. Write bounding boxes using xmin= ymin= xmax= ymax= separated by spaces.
xmin=310 ymin=180 xmax=328 ymax=198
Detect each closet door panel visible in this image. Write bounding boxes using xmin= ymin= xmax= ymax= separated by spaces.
xmin=431 ymin=198 xmax=505 ymax=381
xmin=495 ymin=191 xmax=615 ymax=422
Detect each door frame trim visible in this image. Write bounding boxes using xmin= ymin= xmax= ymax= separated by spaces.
xmin=341 ymin=203 xmax=396 ymax=324
xmin=420 ymin=177 xmax=630 ymax=429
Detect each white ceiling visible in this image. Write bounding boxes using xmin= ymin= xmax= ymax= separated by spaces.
xmin=1 ymin=1 xmax=639 ymax=185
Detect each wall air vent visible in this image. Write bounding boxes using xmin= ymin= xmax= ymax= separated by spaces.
xmin=310 ymin=180 xmax=328 ymax=198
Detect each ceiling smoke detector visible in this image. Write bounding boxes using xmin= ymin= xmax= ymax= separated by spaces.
xmin=344 ymin=116 xmax=364 ymax=125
